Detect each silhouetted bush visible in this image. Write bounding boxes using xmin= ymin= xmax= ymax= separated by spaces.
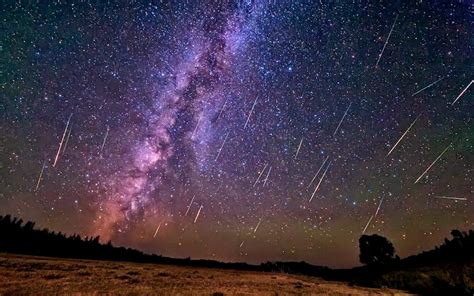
xmin=359 ymin=234 xmax=396 ymax=265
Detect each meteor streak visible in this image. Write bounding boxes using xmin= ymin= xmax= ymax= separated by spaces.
xmin=262 ymin=166 xmax=272 ymax=187
xmin=217 ymin=99 xmax=227 ymax=121
xmin=194 ymin=205 xmax=203 ymax=223
xmin=451 ymin=80 xmax=473 ymax=105
xmin=62 ymin=124 xmax=72 ymax=154
xmin=309 ymin=161 xmax=332 ymax=202
xmin=434 ymin=196 xmax=467 ymax=201
xmin=244 ymin=96 xmax=258 ymax=129
xmin=185 ymin=195 xmax=195 ymax=216
xmin=53 ymin=113 xmax=73 ymax=167
xmin=294 ymin=137 xmax=303 ymax=159
xmin=375 ymin=14 xmax=398 ymax=68
xmin=374 ymin=196 xmax=385 ymax=217
xmin=100 ymin=125 xmax=110 ymax=153
xmin=253 ymin=163 xmax=268 ymax=187
xmin=386 ymin=115 xmax=420 ymax=156
xmin=307 ymin=156 xmax=329 ymax=188
xmin=412 ymin=77 xmax=444 ymax=96
xmin=35 ymin=160 xmax=46 ymax=192
xmin=362 ymin=215 xmax=374 ymax=234
xmin=254 ymin=218 xmax=262 ymax=233
xmin=153 ymin=222 xmax=162 ymax=238
xmin=333 ymin=103 xmax=352 ymax=136
xmin=191 ymin=118 xmax=200 ymax=139
xmin=215 ymin=132 xmax=230 ymax=161
xmin=414 ymin=144 xmax=452 ymax=184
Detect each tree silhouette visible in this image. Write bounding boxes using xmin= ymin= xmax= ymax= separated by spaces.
xmin=359 ymin=234 xmax=396 ymax=265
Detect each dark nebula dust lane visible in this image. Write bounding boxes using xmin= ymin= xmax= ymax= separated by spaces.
xmin=1 ymin=1 xmax=472 ymax=268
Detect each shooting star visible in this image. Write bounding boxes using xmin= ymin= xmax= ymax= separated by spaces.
xmin=243 ymin=96 xmax=258 ymax=129
xmin=412 ymin=77 xmax=444 ymax=96
xmin=100 ymin=125 xmax=110 ymax=153
xmin=294 ymin=137 xmax=303 ymax=159
xmin=333 ymin=103 xmax=352 ymax=136
xmin=434 ymin=196 xmax=467 ymax=201
xmin=451 ymin=80 xmax=473 ymax=105
xmin=262 ymin=166 xmax=272 ymax=187
xmin=307 ymin=156 xmax=329 ymax=188
xmin=375 ymin=14 xmax=398 ymax=68
xmin=362 ymin=215 xmax=374 ymax=234
xmin=153 ymin=222 xmax=162 ymax=238
xmin=194 ymin=205 xmax=203 ymax=223
xmin=414 ymin=144 xmax=452 ymax=184
xmin=215 ymin=132 xmax=230 ymax=161
xmin=374 ymin=196 xmax=385 ymax=217
xmin=191 ymin=118 xmax=200 ymax=139
xmin=362 ymin=197 xmax=385 ymax=234
xmin=62 ymin=124 xmax=72 ymax=154
xmin=253 ymin=163 xmax=268 ymax=187
xmin=217 ymin=99 xmax=227 ymax=121
xmin=34 ymin=161 xmax=47 ymax=192
xmin=254 ymin=218 xmax=262 ymax=233
xmin=185 ymin=195 xmax=195 ymax=216
xmin=386 ymin=115 xmax=420 ymax=156
xmin=309 ymin=161 xmax=332 ymax=202
xmin=53 ymin=113 xmax=73 ymax=167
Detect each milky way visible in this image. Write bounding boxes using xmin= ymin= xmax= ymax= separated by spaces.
xmin=1 ymin=1 xmax=472 ymax=267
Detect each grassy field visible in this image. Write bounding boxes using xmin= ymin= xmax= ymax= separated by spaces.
xmin=0 ymin=253 xmax=411 ymax=295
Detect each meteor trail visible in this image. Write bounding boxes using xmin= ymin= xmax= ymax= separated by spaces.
xmin=100 ymin=125 xmax=110 ymax=153
xmin=191 ymin=118 xmax=200 ymax=139
xmin=333 ymin=103 xmax=352 ymax=136
xmin=35 ymin=161 xmax=46 ymax=192
xmin=254 ymin=218 xmax=262 ymax=233
xmin=62 ymin=124 xmax=72 ymax=154
xmin=362 ymin=215 xmax=374 ymax=234
xmin=185 ymin=195 xmax=195 ymax=216
xmin=262 ymin=166 xmax=272 ymax=187
xmin=412 ymin=77 xmax=444 ymax=96
xmin=253 ymin=163 xmax=268 ymax=187
xmin=386 ymin=115 xmax=420 ymax=156
xmin=217 ymin=99 xmax=227 ymax=121
xmin=434 ymin=196 xmax=467 ymax=201
xmin=215 ymin=132 xmax=230 ymax=161
xmin=414 ymin=144 xmax=452 ymax=184
xmin=307 ymin=156 xmax=329 ymax=188
xmin=363 ymin=196 xmax=385 ymax=234
xmin=451 ymin=80 xmax=473 ymax=105
xmin=153 ymin=222 xmax=162 ymax=238
xmin=374 ymin=196 xmax=385 ymax=217
xmin=53 ymin=113 xmax=73 ymax=167
xmin=244 ymin=96 xmax=258 ymax=129
xmin=375 ymin=14 xmax=398 ymax=68
xmin=194 ymin=205 xmax=203 ymax=223
xmin=294 ymin=137 xmax=303 ymax=159
xmin=309 ymin=161 xmax=332 ymax=202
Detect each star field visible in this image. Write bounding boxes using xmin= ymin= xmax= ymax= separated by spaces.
xmin=1 ymin=0 xmax=472 ymax=267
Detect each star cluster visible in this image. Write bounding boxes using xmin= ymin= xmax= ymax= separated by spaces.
xmin=1 ymin=1 xmax=472 ymax=267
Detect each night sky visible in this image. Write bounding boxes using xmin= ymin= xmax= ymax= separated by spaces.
xmin=1 ymin=1 xmax=472 ymax=268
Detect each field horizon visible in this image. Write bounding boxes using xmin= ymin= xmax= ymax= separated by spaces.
xmin=0 ymin=253 xmax=411 ymax=295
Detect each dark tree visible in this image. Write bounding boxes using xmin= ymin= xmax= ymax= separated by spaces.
xmin=359 ymin=234 xmax=396 ymax=265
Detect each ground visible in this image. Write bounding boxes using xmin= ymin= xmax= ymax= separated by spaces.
xmin=0 ymin=253 xmax=411 ymax=295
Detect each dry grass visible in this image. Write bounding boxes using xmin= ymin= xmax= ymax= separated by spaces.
xmin=0 ymin=253 xmax=411 ymax=295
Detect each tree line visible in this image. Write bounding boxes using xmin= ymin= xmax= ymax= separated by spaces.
xmin=1 ymin=214 xmax=472 ymax=294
